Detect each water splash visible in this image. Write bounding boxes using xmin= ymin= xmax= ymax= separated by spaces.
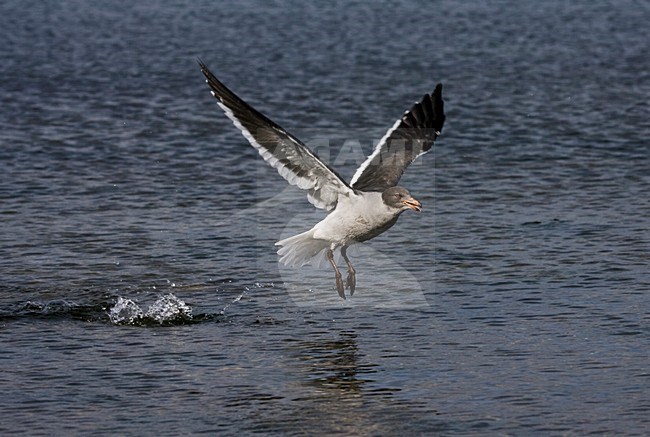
xmin=108 ymin=297 xmax=144 ymax=325
xmin=219 ymin=288 xmax=248 ymax=315
xmin=3 ymin=299 xmax=103 ymax=322
xmin=109 ymin=293 xmax=192 ymax=326
xmin=145 ymin=293 xmax=192 ymax=323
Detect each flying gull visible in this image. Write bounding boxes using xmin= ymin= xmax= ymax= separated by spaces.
xmin=198 ymin=60 xmax=445 ymax=299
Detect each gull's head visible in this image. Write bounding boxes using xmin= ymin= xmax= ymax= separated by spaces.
xmin=382 ymin=186 xmax=422 ymax=212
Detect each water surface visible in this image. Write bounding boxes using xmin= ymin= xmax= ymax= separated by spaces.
xmin=1 ymin=1 xmax=648 ymax=434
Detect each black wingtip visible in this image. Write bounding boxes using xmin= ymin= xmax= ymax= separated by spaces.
xmin=197 ymin=58 xmax=216 ymax=80
xmin=432 ymin=83 xmax=443 ymax=103
xmin=432 ymin=83 xmax=445 ymax=134
xmin=197 ymin=60 xmax=222 ymax=92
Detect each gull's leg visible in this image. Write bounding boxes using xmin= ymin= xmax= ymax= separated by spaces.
xmin=326 ymin=248 xmax=345 ymax=299
xmin=341 ymin=246 xmax=356 ymax=296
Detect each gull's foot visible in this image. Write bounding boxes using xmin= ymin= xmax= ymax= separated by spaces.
xmin=335 ymin=272 xmax=346 ymax=299
xmin=347 ymin=270 xmax=356 ymax=296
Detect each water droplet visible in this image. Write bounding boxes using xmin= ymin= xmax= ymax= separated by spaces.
xmin=109 ymin=297 xmax=143 ymax=324
xmin=145 ymin=294 xmax=192 ymax=324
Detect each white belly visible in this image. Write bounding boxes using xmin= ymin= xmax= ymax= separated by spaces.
xmin=312 ymin=191 xmax=401 ymax=245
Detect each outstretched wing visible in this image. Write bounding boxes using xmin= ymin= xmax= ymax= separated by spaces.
xmin=198 ymin=60 xmax=352 ymax=211
xmin=350 ymin=84 xmax=445 ymax=191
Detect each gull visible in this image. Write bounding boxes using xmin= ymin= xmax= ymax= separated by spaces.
xmin=198 ymin=60 xmax=445 ymax=299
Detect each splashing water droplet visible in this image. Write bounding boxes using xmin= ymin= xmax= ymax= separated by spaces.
xmin=109 ymin=297 xmax=143 ymax=324
xmin=219 ymin=289 xmax=247 ymax=315
xmin=109 ymin=294 xmax=193 ymax=325
xmin=145 ymin=294 xmax=192 ymax=324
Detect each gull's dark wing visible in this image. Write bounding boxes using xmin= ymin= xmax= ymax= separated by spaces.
xmin=350 ymin=85 xmax=445 ymax=191
xmin=198 ymin=60 xmax=352 ymax=211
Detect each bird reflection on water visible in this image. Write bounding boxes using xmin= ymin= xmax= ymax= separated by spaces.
xmin=290 ymin=331 xmax=371 ymax=394
xmin=238 ymin=329 xmax=445 ymax=434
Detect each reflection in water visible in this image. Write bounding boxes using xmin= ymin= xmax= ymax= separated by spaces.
xmin=279 ymin=331 xmax=378 ymax=434
xmin=239 ymin=330 xmax=447 ymax=434
xmin=292 ymin=331 xmax=371 ymax=395
xmin=238 ymin=331 xmax=398 ymax=435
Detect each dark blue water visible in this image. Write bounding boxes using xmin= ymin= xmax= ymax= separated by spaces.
xmin=1 ymin=0 xmax=648 ymax=434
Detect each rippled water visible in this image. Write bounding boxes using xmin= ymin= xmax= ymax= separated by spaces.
xmin=1 ymin=0 xmax=648 ymax=435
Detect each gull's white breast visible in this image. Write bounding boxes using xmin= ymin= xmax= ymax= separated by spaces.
xmin=312 ymin=192 xmax=401 ymax=245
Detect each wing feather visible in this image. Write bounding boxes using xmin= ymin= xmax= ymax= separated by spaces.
xmin=198 ymin=60 xmax=351 ymax=210
xmin=350 ymin=84 xmax=445 ymax=191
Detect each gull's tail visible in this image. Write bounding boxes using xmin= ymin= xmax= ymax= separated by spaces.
xmin=276 ymin=229 xmax=330 ymax=267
